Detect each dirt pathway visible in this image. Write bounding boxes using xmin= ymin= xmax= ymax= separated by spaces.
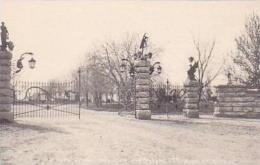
xmin=1 ymin=110 xmax=260 ymax=165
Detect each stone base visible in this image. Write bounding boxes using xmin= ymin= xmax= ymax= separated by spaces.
xmin=0 ymin=111 xmax=14 ymax=122
xmin=136 ymin=110 xmax=151 ymax=120
xmin=183 ymin=109 xmax=199 ymax=118
xmin=214 ymin=112 xmax=260 ymax=119
xmin=213 ymin=111 xmax=224 ymax=117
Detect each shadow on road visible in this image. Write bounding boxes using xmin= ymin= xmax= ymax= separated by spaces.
xmin=0 ymin=121 xmax=67 ymax=134
xmin=150 ymin=118 xmax=207 ymax=126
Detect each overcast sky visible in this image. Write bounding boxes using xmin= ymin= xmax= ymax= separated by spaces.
xmin=1 ymin=0 xmax=260 ymax=84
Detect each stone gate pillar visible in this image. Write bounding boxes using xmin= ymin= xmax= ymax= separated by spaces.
xmin=183 ymin=80 xmax=200 ymax=118
xmin=0 ymin=50 xmax=13 ymax=122
xmin=135 ymin=59 xmax=151 ymax=120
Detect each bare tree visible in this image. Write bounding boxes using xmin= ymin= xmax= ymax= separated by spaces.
xmin=86 ymin=54 xmax=115 ymax=107
xmin=193 ymin=39 xmax=224 ymax=108
xmin=230 ymin=13 xmax=260 ymax=86
xmin=70 ymin=33 xmax=162 ymax=109
xmin=70 ymin=54 xmax=115 ymax=107
xmin=82 ymin=33 xmax=161 ymax=107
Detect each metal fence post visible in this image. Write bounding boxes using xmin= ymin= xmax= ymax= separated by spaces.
xmin=166 ymin=79 xmax=169 ymax=119
xmin=78 ymin=68 xmax=81 ymax=119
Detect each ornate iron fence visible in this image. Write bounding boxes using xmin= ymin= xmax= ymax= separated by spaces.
xmin=12 ymin=81 xmax=80 ymax=118
xmin=149 ymin=84 xmax=186 ymax=114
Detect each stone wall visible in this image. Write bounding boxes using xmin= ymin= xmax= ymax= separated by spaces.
xmin=0 ymin=50 xmax=13 ymax=121
xmin=214 ymin=85 xmax=260 ymax=118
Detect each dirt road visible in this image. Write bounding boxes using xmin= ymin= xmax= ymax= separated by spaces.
xmin=1 ymin=110 xmax=260 ymax=165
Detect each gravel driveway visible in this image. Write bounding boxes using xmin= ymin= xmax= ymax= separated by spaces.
xmin=1 ymin=110 xmax=260 ymax=165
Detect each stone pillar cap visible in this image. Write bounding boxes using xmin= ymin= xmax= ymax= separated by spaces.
xmin=184 ymin=79 xmax=199 ymax=86
xmin=135 ymin=59 xmax=150 ymax=67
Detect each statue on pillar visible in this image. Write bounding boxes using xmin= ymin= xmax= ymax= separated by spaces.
xmin=227 ymin=72 xmax=232 ymax=85
xmin=139 ymin=33 xmax=148 ymax=59
xmin=1 ymin=22 xmax=14 ymax=51
xmin=1 ymin=22 xmax=9 ymax=50
xmin=140 ymin=33 xmax=148 ymax=50
xmin=184 ymin=57 xmax=200 ymax=118
xmin=187 ymin=56 xmax=198 ymax=81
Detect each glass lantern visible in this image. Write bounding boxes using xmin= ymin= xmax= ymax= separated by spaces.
xmin=28 ymin=57 xmax=36 ymax=69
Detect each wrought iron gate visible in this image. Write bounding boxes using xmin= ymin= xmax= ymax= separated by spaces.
xmin=149 ymin=83 xmax=186 ymax=114
xmin=12 ymin=81 xmax=80 ymax=119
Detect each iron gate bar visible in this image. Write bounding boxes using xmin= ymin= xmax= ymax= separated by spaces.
xmin=12 ymin=80 xmax=81 ymax=118
xmin=150 ymin=83 xmax=186 ymax=113
xmin=14 ymin=103 xmax=79 ymax=117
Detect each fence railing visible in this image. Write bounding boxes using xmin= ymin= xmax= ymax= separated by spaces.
xmin=12 ymin=81 xmax=80 ymax=118
xmin=149 ymin=84 xmax=185 ymax=113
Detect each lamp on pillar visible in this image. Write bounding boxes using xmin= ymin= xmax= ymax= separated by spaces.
xmin=28 ymin=57 xmax=36 ymax=69
xmin=120 ymin=33 xmax=162 ymax=120
xmin=0 ymin=22 xmax=37 ymax=122
xmin=120 ymin=59 xmax=136 ymax=77
xmin=150 ymin=62 xmax=162 ymax=75
xmin=15 ymin=52 xmax=36 ymax=74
